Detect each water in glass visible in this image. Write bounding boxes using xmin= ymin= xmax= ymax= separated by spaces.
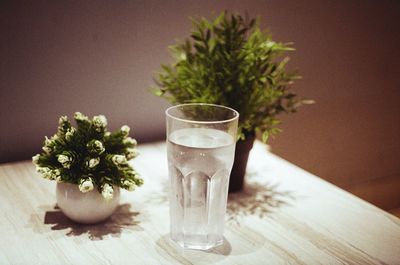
xmin=167 ymin=127 xmax=235 ymax=250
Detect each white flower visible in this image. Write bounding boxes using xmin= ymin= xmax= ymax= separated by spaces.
xmin=44 ymin=136 xmax=52 ymax=146
xmin=44 ymin=169 xmax=61 ymax=180
xmin=126 ymin=148 xmax=138 ymax=160
xmin=42 ymin=136 xmax=53 ymax=153
xmin=123 ymin=137 xmax=137 ymax=146
xmin=94 ymin=140 xmax=105 ymax=154
xmin=36 ymin=167 xmax=48 ymax=174
xmin=65 ymin=128 xmax=75 ymax=141
xmin=36 ymin=167 xmax=52 ymax=179
xmin=53 ymin=169 xmax=61 ymax=177
xmin=101 ymin=183 xmax=114 ymax=201
xmin=74 ymin=112 xmax=88 ymax=121
xmin=58 ymin=116 xmax=68 ymax=125
xmin=104 ymin=132 xmax=111 ymax=137
xmin=57 ymin=154 xmax=69 ymax=164
xmin=92 ymin=115 xmax=107 ymax=131
xmin=50 ymin=134 xmax=59 ymax=141
xmin=79 ymin=178 xmax=94 ymax=193
xmin=120 ymin=125 xmax=130 ymax=136
xmin=47 ymin=169 xmax=61 ymax=180
xmin=123 ymin=180 xmax=135 ymax=191
xmin=87 ymin=157 xmax=100 ymax=169
xmin=32 ymin=154 xmax=40 ymax=165
xmin=42 ymin=146 xmax=51 ymax=153
xmin=87 ymin=140 xmax=105 ymax=154
xmin=57 ymin=154 xmax=72 ymax=169
xmin=112 ymin=155 xmax=127 ymax=166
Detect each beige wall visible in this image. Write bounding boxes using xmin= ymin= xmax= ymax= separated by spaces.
xmin=265 ymin=1 xmax=400 ymax=210
xmin=1 ymin=1 xmax=399 ymax=209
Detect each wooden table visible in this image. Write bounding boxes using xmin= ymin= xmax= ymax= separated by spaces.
xmin=1 ymin=141 xmax=399 ymax=264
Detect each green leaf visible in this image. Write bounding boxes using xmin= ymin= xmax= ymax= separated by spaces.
xmin=262 ymin=131 xmax=269 ymax=143
xmin=152 ymin=89 xmax=164 ymax=96
xmin=151 ymin=11 xmax=311 ymax=143
xmin=191 ymin=33 xmax=202 ymax=42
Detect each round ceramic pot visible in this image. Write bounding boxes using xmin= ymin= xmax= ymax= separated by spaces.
xmin=56 ymin=182 xmax=120 ymax=224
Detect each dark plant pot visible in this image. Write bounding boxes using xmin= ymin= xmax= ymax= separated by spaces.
xmin=229 ymin=135 xmax=255 ymax=193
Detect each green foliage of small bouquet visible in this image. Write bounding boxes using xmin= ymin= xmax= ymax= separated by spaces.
xmin=153 ymin=12 xmax=312 ymax=142
xmin=32 ymin=112 xmax=143 ymax=201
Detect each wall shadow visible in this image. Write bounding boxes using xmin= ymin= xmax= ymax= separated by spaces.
xmin=43 ymin=203 xmax=143 ymax=240
xmin=227 ymin=181 xmax=295 ymax=223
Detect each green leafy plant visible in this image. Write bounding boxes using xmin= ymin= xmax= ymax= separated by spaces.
xmin=153 ymin=12 xmax=312 ymax=142
xmin=32 ymin=112 xmax=143 ymax=201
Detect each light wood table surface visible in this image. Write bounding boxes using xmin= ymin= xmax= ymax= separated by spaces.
xmin=0 ymin=141 xmax=399 ymax=265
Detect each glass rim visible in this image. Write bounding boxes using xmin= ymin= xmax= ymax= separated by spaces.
xmin=165 ymin=103 xmax=239 ymax=124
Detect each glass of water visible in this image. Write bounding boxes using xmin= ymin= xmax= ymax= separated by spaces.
xmin=166 ymin=103 xmax=239 ymax=250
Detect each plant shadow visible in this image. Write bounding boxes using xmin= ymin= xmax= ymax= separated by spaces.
xmin=43 ymin=203 xmax=143 ymax=240
xmin=144 ymin=177 xmax=294 ymax=224
xmin=227 ymin=181 xmax=295 ymax=223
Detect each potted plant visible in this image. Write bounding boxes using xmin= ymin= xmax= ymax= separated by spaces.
xmin=32 ymin=112 xmax=143 ymax=224
xmin=152 ymin=12 xmax=312 ymax=192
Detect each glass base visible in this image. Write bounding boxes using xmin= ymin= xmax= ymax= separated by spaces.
xmin=171 ymin=234 xmax=223 ymax=250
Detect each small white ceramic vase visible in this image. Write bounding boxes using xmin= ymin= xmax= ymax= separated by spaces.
xmin=56 ymin=182 xmax=120 ymax=224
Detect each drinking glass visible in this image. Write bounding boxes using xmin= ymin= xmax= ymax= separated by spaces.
xmin=166 ymin=103 xmax=239 ymax=250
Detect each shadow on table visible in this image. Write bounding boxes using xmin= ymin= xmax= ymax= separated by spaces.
xmin=227 ymin=181 xmax=295 ymax=223
xmin=145 ymin=178 xmax=294 ymax=224
xmin=43 ymin=203 xmax=143 ymax=240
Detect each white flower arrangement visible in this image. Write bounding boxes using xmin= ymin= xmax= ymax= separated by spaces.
xmin=33 ymin=112 xmax=143 ymax=200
